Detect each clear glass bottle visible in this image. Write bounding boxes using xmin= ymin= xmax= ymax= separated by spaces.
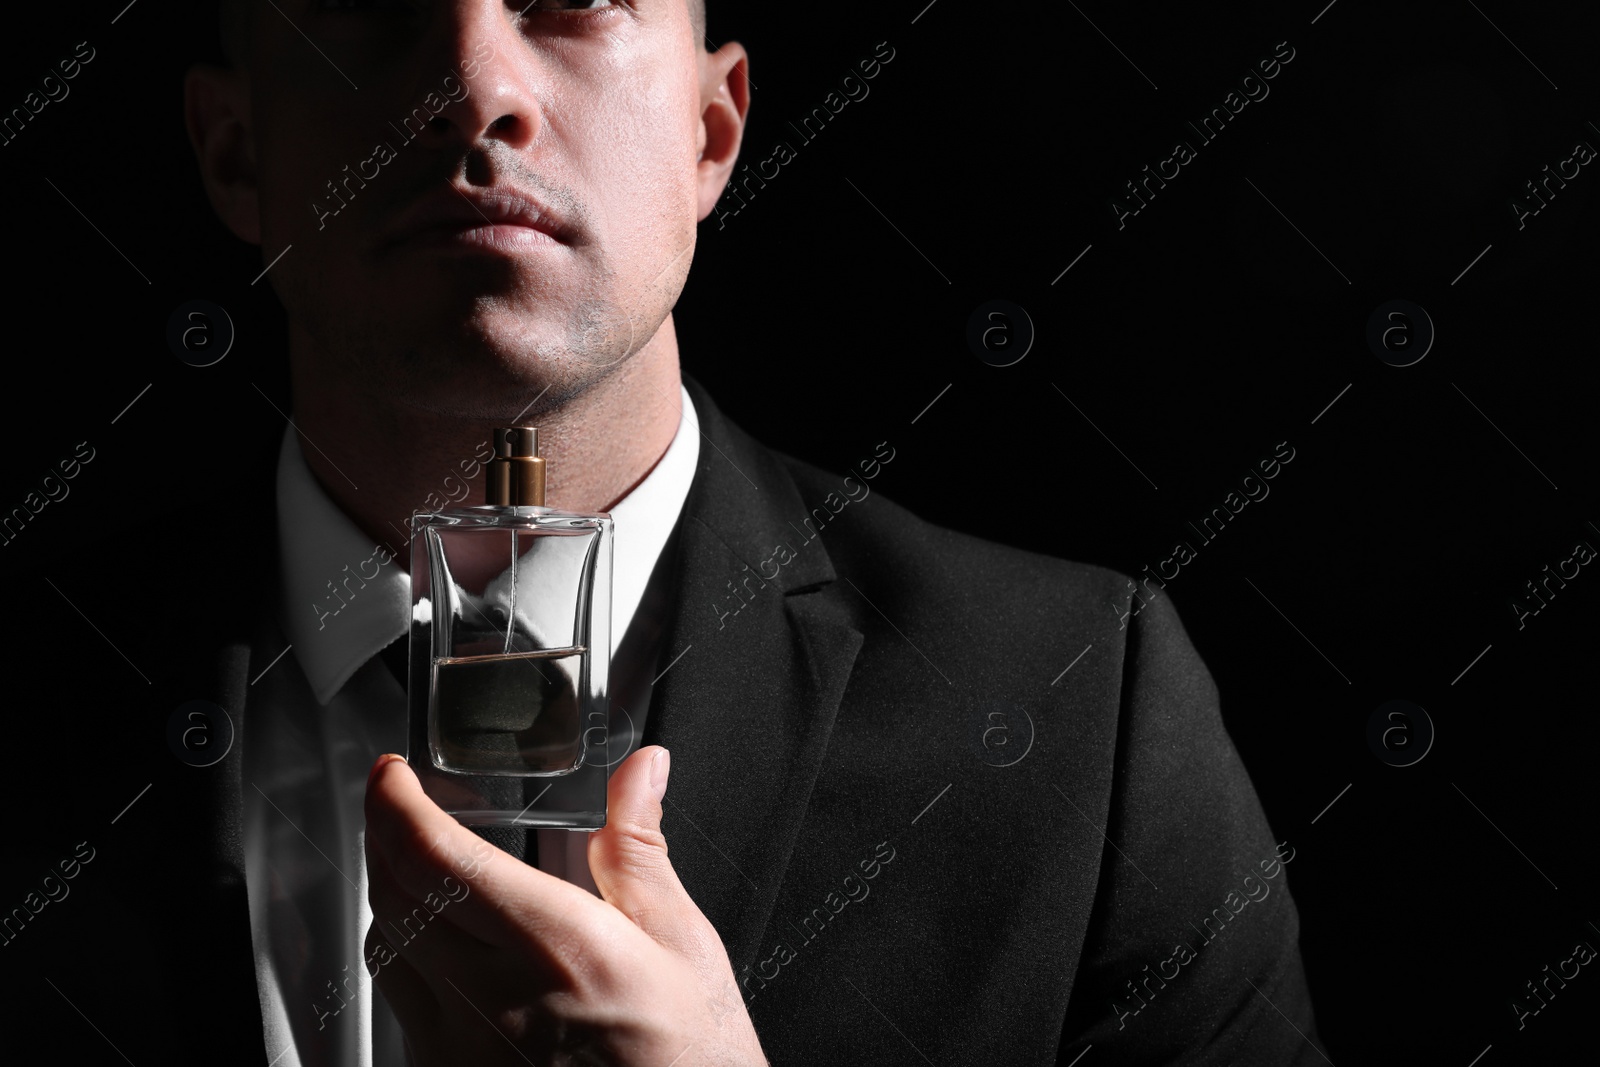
xmin=402 ymin=426 xmax=612 ymax=830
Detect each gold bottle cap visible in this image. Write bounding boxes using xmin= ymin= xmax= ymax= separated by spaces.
xmin=485 ymin=426 xmax=546 ymax=506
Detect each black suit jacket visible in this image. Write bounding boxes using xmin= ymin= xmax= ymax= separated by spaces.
xmin=5 ymin=374 xmax=1320 ymax=1065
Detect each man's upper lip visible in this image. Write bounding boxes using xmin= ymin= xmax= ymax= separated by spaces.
xmin=383 ymin=186 xmax=574 ymax=248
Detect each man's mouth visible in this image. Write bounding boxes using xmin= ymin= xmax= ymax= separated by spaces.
xmin=378 ymin=185 xmax=577 ymax=255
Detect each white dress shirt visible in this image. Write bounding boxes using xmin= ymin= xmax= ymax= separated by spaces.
xmin=243 ymin=385 xmax=699 ymax=1067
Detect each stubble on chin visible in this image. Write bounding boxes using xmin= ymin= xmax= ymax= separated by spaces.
xmin=320 ymin=289 xmax=647 ymax=423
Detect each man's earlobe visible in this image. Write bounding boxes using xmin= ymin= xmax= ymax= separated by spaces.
xmin=184 ymin=63 xmax=261 ymax=245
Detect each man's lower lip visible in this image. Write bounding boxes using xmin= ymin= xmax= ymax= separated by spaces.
xmin=395 ymin=225 xmax=565 ymax=253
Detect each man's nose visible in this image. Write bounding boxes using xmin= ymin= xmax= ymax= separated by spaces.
xmin=413 ymin=1 xmax=542 ymax=153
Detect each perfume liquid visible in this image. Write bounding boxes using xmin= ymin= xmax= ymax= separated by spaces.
xmin=430 ymin=645 xmax=588 ymax=774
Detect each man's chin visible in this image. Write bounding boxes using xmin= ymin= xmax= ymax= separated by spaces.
xmin=291 ymin=277 xmax=641 ymax=407
xmin=362 ymin=238 xmax=586 ymax=309
xmin=343 ymin=325 xmax=633 ymax=414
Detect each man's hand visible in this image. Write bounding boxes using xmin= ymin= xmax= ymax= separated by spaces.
xmin=363 ymin=746 xmax=769 ymax=1066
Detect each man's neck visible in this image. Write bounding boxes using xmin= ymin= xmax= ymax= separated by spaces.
xmin=286 ymin=322 xmax=685 ymax=573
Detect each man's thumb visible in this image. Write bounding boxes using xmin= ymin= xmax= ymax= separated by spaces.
xmin=588 ymin=746 xmax=697 ymax=946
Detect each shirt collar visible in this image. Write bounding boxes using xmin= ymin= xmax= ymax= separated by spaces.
xmin=277 ymin=383 xmax=700 ymax=706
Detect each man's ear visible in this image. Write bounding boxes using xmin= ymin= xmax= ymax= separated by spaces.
xmin=184 ymin=63 xmax=261 ymax=245
xmin=695 ymin=41 xmax=751 ymax=223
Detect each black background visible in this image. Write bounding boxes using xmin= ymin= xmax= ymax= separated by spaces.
xmin=1 ymin=0 xmax=1596 ymax=1061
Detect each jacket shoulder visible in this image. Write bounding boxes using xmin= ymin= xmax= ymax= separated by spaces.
xmin=773 ymin=446 xmax=1142 ymax=646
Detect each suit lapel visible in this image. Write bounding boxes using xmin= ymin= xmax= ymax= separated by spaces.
xmin=642 ymin=375 xmax=863 ymax=980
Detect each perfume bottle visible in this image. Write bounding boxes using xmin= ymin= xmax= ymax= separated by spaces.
xmin=403 ymin=426 xmax=612 ymax=830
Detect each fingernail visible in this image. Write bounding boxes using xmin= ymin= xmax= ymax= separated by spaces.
xmin=368 ymin=753 xmax=402 ymax=789
xmin=650 ymin=748 xmax=671 ymax=797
